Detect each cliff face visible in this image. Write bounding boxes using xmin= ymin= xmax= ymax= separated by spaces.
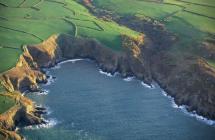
xmin=57 ymin=34 xmax=152 ymax=83
xmin=1 ymin=31 xmax=215 ymax=140
xmin=1 ymin=33 xmax=215 ymax=121
xmin=80 ymin=0 xmax=215 ymax=120
xmin=105 ymin=15 xmax=215 ymax=120
xmin=0 ymin=92 xmax=45 ymax=139
xmin=1 ymin=34 xmax=152 ymax=94
xmin=151 ymin=52 xmax=215 ymax=119
xmin=0 ymin=33 xmax=152 ymax=139
xmin=0 ymin=129 xmax=22 ymax=140
xmin=0 ymin=93 xmax=44 ymax=130
xmin=0 ymin=48 xmax=47 ymax=93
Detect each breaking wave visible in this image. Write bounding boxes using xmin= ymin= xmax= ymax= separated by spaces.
xmin=24 ymin=118 xmax=58 ymax=130
xmin=141 ymin=81 xmax=155 ymax=89
xmin=33 ymin=89 xmax=49 ymax=95
xmin=45 ymin=75 xmax=56 ymax=86
xmin=99 ymin=69 xmax=118 ymax=77
xmin=161 ymin=91 xmax=215 ymax=126
xmin=123 ymin=76 xmax=135 ymax=82
xmin=50 ymin=59 xmax=88 ymax=70
xmin=59 ymin=59 xmax=85 ymax=65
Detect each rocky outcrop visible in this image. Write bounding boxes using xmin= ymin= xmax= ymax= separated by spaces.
xmin=1 ymin=33 xmax=152 ymax=94
xmin=0 ymin=48 xmax=47 ymax=93
xmin=57 ymin=34 xmax=152 ymax=83
xmin=0 ymin=32 xmax=151 ymax=140
xmin=151 ymin=53 xmax=215 ymax=119
xmin=119 ymin=15 xmax=215 ymax=119
xmin=80 ymin=2 xmax=215 ymax=120
xmin=0 ymin=129 xmax=22 ymax=140
xmin=0 ymin=33 xmax=152 ymax=139
xmin=1 ymin=31 xmax=215 ymax=140
xmin=0 ymin=92 xmax=46 ymax=139
xmin=120 ymin=16 xmax=215 ymax=119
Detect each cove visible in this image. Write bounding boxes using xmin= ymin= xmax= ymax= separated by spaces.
xmin=20 ymin=60 xmax=215 ymax=140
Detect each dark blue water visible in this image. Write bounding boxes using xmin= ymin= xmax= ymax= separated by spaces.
xmin=20 ymin=60 xmax=215 ymax=140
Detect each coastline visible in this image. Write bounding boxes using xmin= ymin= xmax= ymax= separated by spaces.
xmin=46 ymin=58 xmax=215 ymax=127
xmin=0 ymin=33 xmax=150 ymax=138
xmin=0 ymin=32 xmax=215 ymax=139
xmin=80 ymin=1 xmax=215 ymax=121
xmin=161 ymin=90 xmax=215 ymax=126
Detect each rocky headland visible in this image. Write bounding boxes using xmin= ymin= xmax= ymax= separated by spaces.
xmin=0 ymin=3 xmax=215 ymax=137
xmin=80 ymin=0 xmax=215 ymax=120
xmin=0 ymin=33 xmax=152 ymax=139
xmin=0 ymin=92 xmax=46 ymax=140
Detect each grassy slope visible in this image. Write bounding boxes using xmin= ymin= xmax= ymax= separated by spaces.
xmin=93 ymin=0 xmax=215 ymax=60
xmin=208 ymin=60 xmax=215 ymax=68
xmin=0 ymin=94 xmax=15 ymax=114
xmin=93 ymin=0 xmax=215 ymax=33
xmin=0 ymin=0 xmax=139 ymax=73
xmin=0 ymin=0 xmax=140 ymax=114
xmin=93 ymin=0 xmax=182 ymax=19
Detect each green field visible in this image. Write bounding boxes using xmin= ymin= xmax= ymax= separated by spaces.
xmin=0 ymin=94 xmax=15 ymax=114
xmin=0 ymin=0 xmax=140 ymax=73
xmin=0 ymin=83 xmax=5 ymax=92
xmin=92 ymin=0 xmax=215 ymax=62
xmin=93 ymin=0 xmax=215 ymax=35
xmin=208 ymin=60 xmax=215 ymax=68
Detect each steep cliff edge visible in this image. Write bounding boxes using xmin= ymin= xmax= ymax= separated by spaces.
xmin=151 ymin=53 xmax=215 ymax=119
xmin=80 ymin=1 xmax=215 ymax=120
xmin=0 ymin=48 xmax=47 ymax=93
xmin=1 ymin=34 xmax=151 ymax=94
xmin=119 ymin=16 xmax=215 ymax=120
xmin=0 ymin=92 xmax=45 ymax=140
xmin=120 ymin=16 xmax=215 ymax=120
xmin=0 ymin=33 xmax=151 ymax=139
xmin=1 ymin=31 xmax=215 ymax=139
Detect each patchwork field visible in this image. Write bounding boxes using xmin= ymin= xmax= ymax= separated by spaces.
xmin=93 ymin=0 xmax=215 ymax=32
xmin=0 ymin=0 xmax=140 ymax=73
xmin=0 ymin=0 xmax=215 ymax=139
xmin=93 ymin=0 xmax=215 ymax=66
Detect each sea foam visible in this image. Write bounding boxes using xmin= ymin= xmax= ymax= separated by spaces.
xmin=123 ymin=76 xmax=135 ymax=82
xmin=161 ymin=91 xmax=215 ymax=126
xmin=59 ymin=59 xmax=85 ymax=65
xmin=24 ymin=118 xmax=58 ymax=130
xmin=45 ymin=75 xmax=56 ymax=86
xmin=141 ymin=81 xmax=155 ymax=89
xmin=33 ymin=89 xmax=49 ymax=96
xmin=99 ymin=69 xmax=118 ymax=77
xmin=50 ymin=59 xmax=86 ymax=70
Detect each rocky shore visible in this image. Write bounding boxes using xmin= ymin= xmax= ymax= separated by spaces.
xmin=80 ymin=0 xmax=215 ymax=120
xmin=0 ymin=92 xmax=46 ymax=140
xmin=0 ymin=33 xmax=152 ymax=139
xmin=118 ymin=16 xmax=215 ymax=120
xmin=1 ymin=33 xmax=152 ymax=92
xmin=1 ymin=1 xmax=214 ymax=140
xmin=0 ymin=8 xmax=215 ymax=138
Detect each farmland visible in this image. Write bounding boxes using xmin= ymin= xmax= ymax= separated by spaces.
xmin=0 ymin=0 xmax=215 ymax=139
xmin=92 ymin=0 xmax=215 ymax=66
xmin=0 ymin=0 xmax=139 ymax=73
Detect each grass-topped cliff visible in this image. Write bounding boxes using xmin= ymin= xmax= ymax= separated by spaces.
xmin=91 ymin=0 xmax=215 ymax=65
xmin=0 ymin=0 xmax=143 ymax=139
xmin=0 ymin=0 xmax=141 ymax=73
xmin=81 ymin=0 xmax=215 ymax=120
xmin=0 ymin=0 xmax=215 ymax=139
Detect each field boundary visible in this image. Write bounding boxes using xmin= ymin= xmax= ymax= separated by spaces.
xmin=174 ymin=0 xmax=215 ymax=8
xmin=0 ymin=25 xmax=43 ymax=42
